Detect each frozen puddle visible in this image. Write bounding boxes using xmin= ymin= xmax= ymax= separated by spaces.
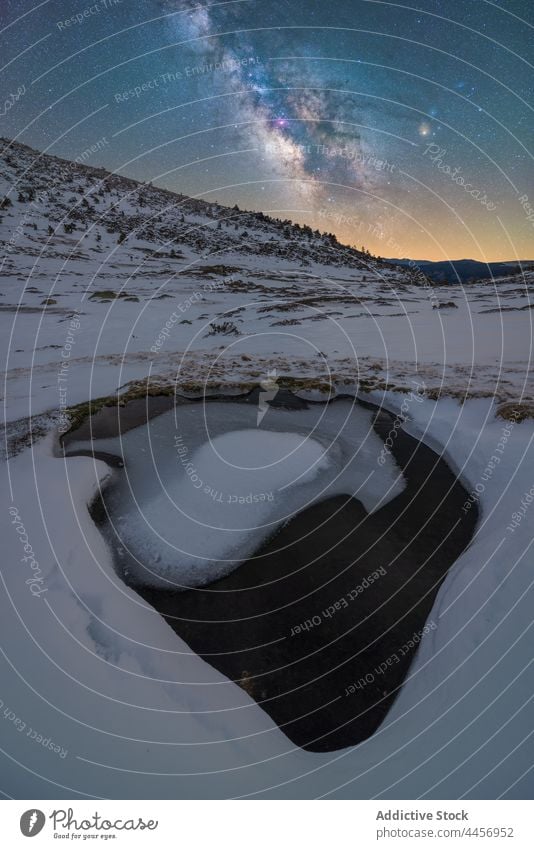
xmin=66 ymin=392 xmax=478 ymax=750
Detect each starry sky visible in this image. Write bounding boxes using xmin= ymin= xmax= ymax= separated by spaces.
xmin=1 ymin=0 xmax=532 ymax=261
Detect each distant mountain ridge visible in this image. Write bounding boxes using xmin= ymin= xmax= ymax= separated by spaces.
xmin=386 ymin=258 xmax=534 ymax=283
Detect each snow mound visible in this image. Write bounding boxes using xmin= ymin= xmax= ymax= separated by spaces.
xmin=115 ymin=429 xmax=331 ymax=588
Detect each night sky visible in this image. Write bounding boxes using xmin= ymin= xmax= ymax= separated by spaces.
xmin=1 ymin=0 xmax=532 ymax=260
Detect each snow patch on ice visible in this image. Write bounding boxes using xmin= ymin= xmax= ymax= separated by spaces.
xmin=116 ymin=428 xmax=332 ymax=588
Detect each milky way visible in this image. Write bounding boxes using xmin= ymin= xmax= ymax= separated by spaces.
xmin=1 ymin=0 xmax=532 ymax=260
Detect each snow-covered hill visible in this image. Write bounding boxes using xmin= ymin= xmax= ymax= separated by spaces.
xmin=3 ymin=137 xmax=531 ymax=433
xmin=1 ymin=137 xmax=393 ymax=269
